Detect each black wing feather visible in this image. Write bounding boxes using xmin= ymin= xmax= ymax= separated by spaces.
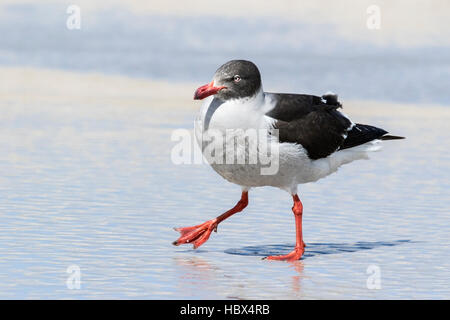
xmin=266 ymin=93 xmax=399 ymax=160
xmin=265 ymin=94 xmax=324 ymax=121
xmin=340 ymin=124 xmax=387 ymax=150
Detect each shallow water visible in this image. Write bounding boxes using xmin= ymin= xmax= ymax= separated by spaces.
xmin=0 ymin=0 xmax=449 ymax=300
xmin=0 ymin=97 xmax=448 ymax=299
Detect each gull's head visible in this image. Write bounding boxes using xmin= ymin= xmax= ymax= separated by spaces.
xmin=194 ymin=60 xmax=262 ymax=101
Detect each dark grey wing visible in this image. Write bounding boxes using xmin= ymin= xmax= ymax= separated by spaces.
xmin=265 ymin=94 xmax=325 ymax=121
xmin=266 ymin=93 xmax=350 ymax=159
xmin=273 ymin=107 xmax=352 ymax=159
xmin=266 ymin=93 xmax=403 ymax=160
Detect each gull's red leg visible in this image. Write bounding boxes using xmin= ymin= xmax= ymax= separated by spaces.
xmin=173 ymin=191 xmax=248 ymax=249
xmin=265 ymin=194 xmax=305 ymax=261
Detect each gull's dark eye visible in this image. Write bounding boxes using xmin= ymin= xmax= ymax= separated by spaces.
xmin=233 ymin=75 xmax=241 ymax=83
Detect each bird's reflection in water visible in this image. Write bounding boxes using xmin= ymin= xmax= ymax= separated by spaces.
xmin=289 ymin=261 xmax=305 ymax=295
xmin=173 ymin=254 xmax=307 ymax=299
xmin=173 ymin=256 xmax=226 ymax=299
xmin=173 ymin=240 xmax=411 ymax=299
xmin=173 ymin=256 xmax=219 ymax=280
xmin=173 ymin=256 xmax=251 ymax=299
xmin=223 ymin=240 xmax=412 ymax=298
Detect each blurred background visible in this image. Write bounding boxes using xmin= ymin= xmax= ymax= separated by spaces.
xmin=1 ymin=0 xmax=449 ymax=104
xmin=0 ymin=0 xmax=449 ymax=299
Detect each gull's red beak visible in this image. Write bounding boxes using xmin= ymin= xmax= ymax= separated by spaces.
xmin=194 ymin=81 xmax=226 ymax=100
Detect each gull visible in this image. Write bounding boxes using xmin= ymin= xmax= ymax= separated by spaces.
xmin=173 ymin=60 xmax=404 ymax=261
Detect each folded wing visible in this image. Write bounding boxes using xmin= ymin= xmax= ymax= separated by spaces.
xmin=266 ymin=93 xmax=399 ymax=160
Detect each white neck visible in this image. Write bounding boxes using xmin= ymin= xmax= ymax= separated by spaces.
xmin=200 ymin=87 xmax=270 ymax=132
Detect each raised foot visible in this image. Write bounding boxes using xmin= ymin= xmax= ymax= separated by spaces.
xmin=264 ymin=246 xmax=305 ymax=262
xmin=172 ymin=219 xmax=218 ymax=249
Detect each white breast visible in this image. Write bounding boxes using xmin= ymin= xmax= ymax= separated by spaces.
xmin=194 ymin=90 xmax=301 ymax=190
xmin=194 ymin=90 xmax=373 ymax=193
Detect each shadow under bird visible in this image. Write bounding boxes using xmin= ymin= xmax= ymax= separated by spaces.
xmin=173 ymin=60 xmax=404 ymax=261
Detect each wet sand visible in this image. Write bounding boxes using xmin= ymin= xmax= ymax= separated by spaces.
xmin=0 ymin=67 xmax=448 ymax=299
